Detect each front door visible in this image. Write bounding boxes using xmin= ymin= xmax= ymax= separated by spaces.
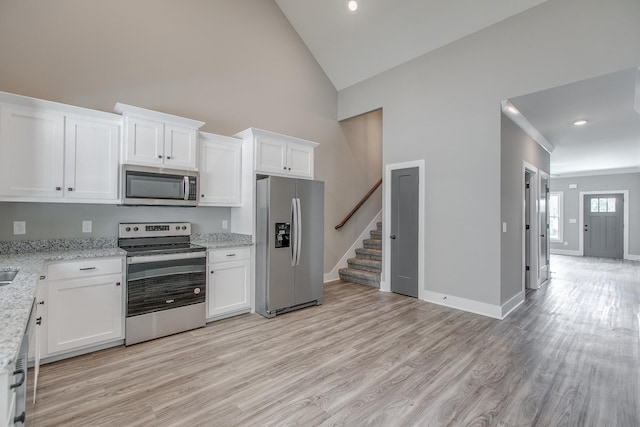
xmin=390 ymin=167 xmax=418 ymax=298
xmin=584 ymin=194 xmax=624 ymax=258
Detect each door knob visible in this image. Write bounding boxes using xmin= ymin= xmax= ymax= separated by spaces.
xmin=390 ymin=234 xmax=397 ymax=239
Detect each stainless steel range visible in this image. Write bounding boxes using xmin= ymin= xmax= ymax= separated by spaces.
xmin=119 ymin=222 xmax=206 ymax=346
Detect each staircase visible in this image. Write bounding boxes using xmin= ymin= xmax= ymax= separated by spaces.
xmin=338 ymin=222 xmax=382 ymax=287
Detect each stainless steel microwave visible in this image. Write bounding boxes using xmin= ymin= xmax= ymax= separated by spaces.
xmin=122 ymin=165 xmax=199 ymax=206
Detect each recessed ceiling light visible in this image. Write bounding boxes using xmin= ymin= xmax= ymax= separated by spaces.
xmin=347 ymin=0 xmax=359 ymax=13
xmin=573 ymin=119 xmax=588 ymax=126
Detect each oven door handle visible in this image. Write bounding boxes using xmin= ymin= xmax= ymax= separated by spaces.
xmin=184 ymin=176 xmax=190 ymax=201
xmin=127 ymin=252 xmax=206 ymax=264
xmin=127 ymin=267 xmax=206 ymax=281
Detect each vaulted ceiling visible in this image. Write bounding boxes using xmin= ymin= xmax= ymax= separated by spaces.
xmin=275 ymin=1 xmax=640 ymax=177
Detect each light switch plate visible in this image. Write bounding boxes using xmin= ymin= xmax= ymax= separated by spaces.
xmin=502 ymin=222 xmax=507 ymax=233
xmin=569 ymin=218 xmax=577 ymax=224
xmin=82 ymin=221 xmax=92 ymax=233
xmin=569 ymin=184 xmax=578 ymax=189
xmin=13 ymin=221 xmax=26 ymax=235
xmin=222 ymin=220 xmax=228 ymax=230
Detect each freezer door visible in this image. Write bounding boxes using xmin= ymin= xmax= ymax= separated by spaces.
xmin=294 ymin=179 xmax=324 ymax=306
xmin=266 ymin=176 xmax=296 ymax=311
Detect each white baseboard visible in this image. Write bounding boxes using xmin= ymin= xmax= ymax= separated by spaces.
xmin=422 ymin=290 xmax=502 ymax=319
xmin=501 ymin=291 xmax=525 ymax=318
xmin=324 ymin=210 xmax=382 ymax=283
xmin=626 ymin=254 xmax=640 ymax=261
xmin=550 ymin=249 xmax=581 ymax=256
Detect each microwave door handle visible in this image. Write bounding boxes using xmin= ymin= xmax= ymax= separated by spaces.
xmin=183 ymin=176 xmax=189 ymax=201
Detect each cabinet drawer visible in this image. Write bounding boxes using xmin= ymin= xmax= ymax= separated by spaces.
xmin=209 ymin=247 xmax=250 ymax=263
xmin=47 ymin=257 xmax=123 ymax=280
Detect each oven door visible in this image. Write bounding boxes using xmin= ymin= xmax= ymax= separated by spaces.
xmin=126 ymin=255 xmax=206 ymax=317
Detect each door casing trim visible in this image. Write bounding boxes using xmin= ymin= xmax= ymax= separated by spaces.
xmin=579 ymin=190 xmax=629 ymax=259
xmin=383 ymin=160 xmax=425 ymax=300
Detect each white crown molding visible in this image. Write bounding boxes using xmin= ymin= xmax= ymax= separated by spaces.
xmin=501 ymin=100 xmax=554 ymax=154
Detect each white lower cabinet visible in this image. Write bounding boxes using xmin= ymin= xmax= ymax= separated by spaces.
xmin=207 ymin=248 xmax=251 ymax=320
xmin=44 ymin=258 xmax=124 ymax=356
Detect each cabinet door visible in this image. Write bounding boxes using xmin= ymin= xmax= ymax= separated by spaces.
xmin=286 ymin=143 xmax=314 ymax=178
xmin=255 ymin=137 xmax=287 ymax=175
xmin=64 ymin=116 xmax=120 ymax=201
xmin=164 ymin=124 xmax=197 ymax=169
xmin=207 ymin=259 xmax=251 ymax=318
xmin=0 ymin=105 xmax=64 ymax=198
xmin=199 ymin=138 xmax=242 ymax=206
xmin=47 ymin=273 xmax=123 ymax=354
xmin=124 ymin=116 xmax=164 ymax=166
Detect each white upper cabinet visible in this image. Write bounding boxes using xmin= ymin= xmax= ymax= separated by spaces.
xmin=0 ymin=93 xmax=121 ymax=203
xmin=237 ymin=128 xmax=317 ymax=179
xmin=199 ymin=132 xmax=242 ymax=206
xmin=115 ymin=103 xmax=204 ymax=170
xmin=64 ymin=115 xmax=119 ymax=201
xmin=0 ymin=105 xmax=65 ymax=198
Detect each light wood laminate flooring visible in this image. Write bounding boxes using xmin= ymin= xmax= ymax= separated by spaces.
xmin=28 ymin=255 xmax=640 ymax=426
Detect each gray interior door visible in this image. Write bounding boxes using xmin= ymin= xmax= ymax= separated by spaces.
xmin=390 ymin=167 xmax=418 ymax=298
xmin=524 ymin=172 xmax=531 ymax=289
xmin=584 ymin=194 xmax=624 ymax=259
xmin=293 ymin=179 xmax=324 ymax=305
xmin=538 ymin=177 xmax=550 ymax=284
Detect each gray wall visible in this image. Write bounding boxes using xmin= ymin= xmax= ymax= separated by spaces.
xmin=337 ymin=0 xmax=640 ymax=306
xmin=0 ymin=203 xmax=230 ymax=240
xmin=550 ymin=173 xmax=640 ymax=256
xmin=0 ymin=0 xmax=378 ymax=272
xmin=501 ymin=115 xmax=550 ymax=304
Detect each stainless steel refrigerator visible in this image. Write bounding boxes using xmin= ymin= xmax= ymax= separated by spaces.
xmin=256 ymin=176 xmax=324 ymax=318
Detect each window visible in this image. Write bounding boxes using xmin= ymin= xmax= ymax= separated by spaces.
xmin=549 ymin=192 xmax=563 ymax=242
xmin=590 ymin=197 xmax=616 ymax=213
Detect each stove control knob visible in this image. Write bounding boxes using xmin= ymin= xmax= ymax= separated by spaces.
xmin=182 ymin=226 xmax=187 ymax=230
xmin=125 ymin=227 xmax=131 ymax=232
xmin=193 ymin=287 xmax=201 ymax=295
xmin=133 ymin=227 xmax=139 ymax=232
xmin=176 ymin=226 xmax=180 ymax=230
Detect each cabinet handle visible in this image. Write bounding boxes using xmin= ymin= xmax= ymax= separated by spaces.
xmin=10 ymin=369 xmax=25 ymax=389
xmin=79 ymin=267 xmax=96 ymax=271
xmin=116 ymin=282 xmax=121 ymax=286
xmin=283 ymin=167 xmax=287 ymax=170
xmin=39 ymin=276 xmax=46 ymax=280
xmin=288 ymin=167 xmax=291 ymax=170
xmin=55 ymin=186 xmax=61 ymax=191
xmin=158 ymin=155 xmax=163 ymax=159
xmin=38 ymin=300 xmax=44 ymax=305
xmin=210 ymin=270 xmax=214 ymax=274
xmin=226 ymin=254 xmax=236 ymax=257
xmin=201 ymin=194 xmax=205 ymax=198
xmin=67 ymin=187 xmax=73 ymax=191
xmin=36 ymin=316 xmax=42 ymax=325
xmin=166 ymin=156 xmax=171 ymax=159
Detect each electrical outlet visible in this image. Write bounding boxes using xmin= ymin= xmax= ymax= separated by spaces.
xmin=222 ymin=220 xmax=228 ymax=230
xmin=13 ymin=221 xmax=26 ymax=235
xmin=82 ymin=221 xmax=92 ymax=233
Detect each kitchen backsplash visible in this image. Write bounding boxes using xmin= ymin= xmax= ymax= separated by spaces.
xmin=0 ymin=202 xmax=232 ymax=241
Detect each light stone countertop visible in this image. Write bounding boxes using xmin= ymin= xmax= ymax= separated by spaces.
xmin=191 ymin=233 xmax=254 ymax=249
xmin=0 ymin=248 xmax=125 ymax=371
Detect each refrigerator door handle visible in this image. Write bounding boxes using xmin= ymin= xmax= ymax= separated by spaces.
xmin=291 ymin=198 xmax=298 ymax=266
xmin=295 ymin=198 xmax=302 ymax=265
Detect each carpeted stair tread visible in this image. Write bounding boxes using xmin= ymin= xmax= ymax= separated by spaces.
xmin=355 ymin=248 xmax=382 ymax=261
xmin=347 ymin=257 xmax=382 ymax=273
xmin=338 ymin=267 xmax=380 ymax=288
xmin=370 ymin=229 xmax=382 ymax=240
xmin=363 ymin=238 xmax=382 ymax=250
